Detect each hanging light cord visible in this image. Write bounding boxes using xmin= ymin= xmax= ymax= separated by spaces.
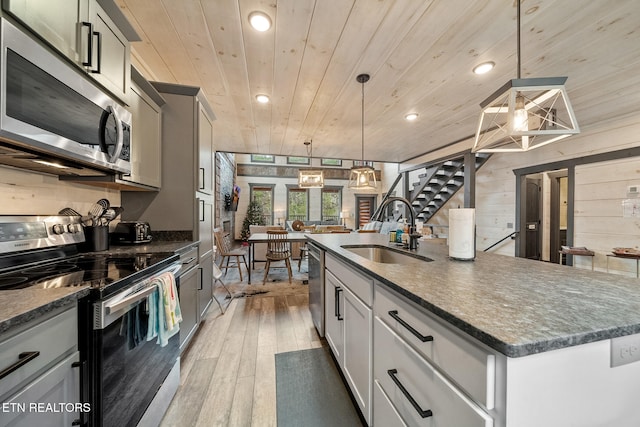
xmin=516 ymin=0 xmax=521 ymax=79
xmin=360 ymin=77 xmax=365 ymax=161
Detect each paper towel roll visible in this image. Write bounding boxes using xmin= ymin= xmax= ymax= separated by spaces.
xmin=449 ymin=208 xmax=476 ymax=260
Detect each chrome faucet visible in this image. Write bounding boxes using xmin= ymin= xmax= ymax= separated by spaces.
xmin=375 ymin=197 xmax=420 ymax=250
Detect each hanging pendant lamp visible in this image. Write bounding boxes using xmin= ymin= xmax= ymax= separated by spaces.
xmin=349 ymin=73 xmax=377 ymax=190
xmin=472 ymin=1 xmax=579 ymax=153
xmin=298 ymin=140 xmax=324 ymax=188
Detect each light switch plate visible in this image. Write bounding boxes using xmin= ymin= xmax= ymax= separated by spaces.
xmin=611 ymin=334 xmax=640 ymax=367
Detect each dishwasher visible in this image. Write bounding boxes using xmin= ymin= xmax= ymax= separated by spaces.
xmin=308 ymin=242 xmax=325 ymax=337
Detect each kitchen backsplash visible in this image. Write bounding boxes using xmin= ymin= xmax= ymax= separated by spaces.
xmin=0 ymin=166 xmax=121 ymax=216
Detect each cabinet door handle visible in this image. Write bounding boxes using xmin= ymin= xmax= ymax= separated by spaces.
xmin=200 ymin=199 xmax=205 ymax=221
xmin=387 ymin=369 xmax=433 ymax=418
xmin=388 ymin=310 xmax=433 ymax=342
xmin=198 ymin=267 xmax=203 ymax=290
xmin=81 ymin=22 xmax=93 ymax=67
xmin=0 ymin=351 xmax=40 ymax=380
xmin=335 ymin=287 xmax=343 ymax=321
xmin=91 ymin=31 xmax=102 ymax=74
xmin=199 ymin=168 xmax=205 ymax=190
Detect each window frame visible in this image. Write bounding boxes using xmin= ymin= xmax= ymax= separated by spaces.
xmin=249 ymin=183 xmax=275 ymax=225
xmin=321 ymin=185 xmax=343 ymax=223
xmin=286 ymin=184 xmax=309 ymax=222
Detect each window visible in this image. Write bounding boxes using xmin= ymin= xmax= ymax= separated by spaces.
xmin=251 ymin=154 xmax=275 ymax=163
xmin=287 ymin=156 xmax=310 ymax=165
xmin=250 ymin=184 xmax=274 ymax=225
xmin=322 ymin=186 xmax=342 ymax=223
xmin=321 ymin=158 xmax=342 ymax=166
xmin=287 ymin=186 xmax=308 ymax=221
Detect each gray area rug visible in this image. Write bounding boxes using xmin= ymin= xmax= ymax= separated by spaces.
xmin=275 ymin=347 xmax=364 ymax=427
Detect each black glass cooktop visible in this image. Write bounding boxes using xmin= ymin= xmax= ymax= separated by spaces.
xmin=0 ymin=252 xmax=175 ymax=291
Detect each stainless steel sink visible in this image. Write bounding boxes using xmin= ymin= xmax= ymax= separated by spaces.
xmin=341 ymin=245 xmax=433 ymax=264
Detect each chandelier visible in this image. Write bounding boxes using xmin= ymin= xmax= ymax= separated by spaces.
xmin=298 ymin=140 xmax=324 ymax=188
xmin=472 ymin=1 xmax=579 ymax=152
xmin=349 ymin=73 xmax=377 ymax=189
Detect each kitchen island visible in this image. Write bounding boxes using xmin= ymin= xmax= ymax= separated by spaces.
xmin=308 ymin=233 xmax=640 ymax=427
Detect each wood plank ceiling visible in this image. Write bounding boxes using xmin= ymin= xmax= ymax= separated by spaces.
xmin=115 ymin=0 xmax=640 ymax=163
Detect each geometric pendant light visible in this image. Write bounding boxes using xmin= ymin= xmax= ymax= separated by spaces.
xmin=298 ymin=140 xmax=324 ymax=188
xmin=472 ymin=1 xmax=579 ymax=153
xmin=349 ymin=73 xmax=377 ymax=189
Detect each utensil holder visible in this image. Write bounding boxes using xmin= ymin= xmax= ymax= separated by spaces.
xmin=82 ymin=225 xmax=109 ymax=252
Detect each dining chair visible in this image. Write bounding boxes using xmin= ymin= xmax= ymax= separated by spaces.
xmin=212 ymin=262 xmax=232 ymax=314
xmin=213 ymin=227 xmax=248 ymax=281
xmin=263 ymin=230 xmax=293 ymax=284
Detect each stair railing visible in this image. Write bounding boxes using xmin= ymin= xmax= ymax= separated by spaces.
xmin=483 ymin=231 xmax=519 ymax=252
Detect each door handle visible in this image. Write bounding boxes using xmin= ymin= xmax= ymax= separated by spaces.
xmin=388 ymin=310 xmax=433 ymax=342
xmin=0 ymin=351 xmax=40 ymax=380
xmin=387 ymin=369 xmax=433 ymax=418
xmin=335 ymin=287 xmax=343 ymax=321
xmin=81 ymin=22 xmax=93 ymax=67
xmin=91 ymin=31 xmax=102 ymax=74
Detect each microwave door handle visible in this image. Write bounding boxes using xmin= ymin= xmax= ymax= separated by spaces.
xmin=106 ymin=105 xmax=124 ymax=163
xmin=81 ymin=22 xmax=93 ymax=67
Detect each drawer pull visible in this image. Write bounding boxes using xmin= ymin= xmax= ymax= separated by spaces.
xmin=335 ymin=287 xmax=344 ymax=321
xmin=388 ymin=310 xmax=433 ymax=342
xmin=0 ymin=351 xmax=40 ymax=380
xmin=388 ymin=369 xmax=433 ymax=418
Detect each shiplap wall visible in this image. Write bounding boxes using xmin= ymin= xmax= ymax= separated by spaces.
xmin=405 ymin=114 xmax=640 ymax=276
xmin=0 ymin=166 xmax=121 ymax=217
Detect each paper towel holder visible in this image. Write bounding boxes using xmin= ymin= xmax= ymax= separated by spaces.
xmin=448 ymin=208 xmax=476 ymax=261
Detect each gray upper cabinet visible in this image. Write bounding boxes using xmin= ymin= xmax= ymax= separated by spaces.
xmin=121 ymin=82 xmax=216 ymax=255
xmin=2 ymin=0 xmax=139 ymax=103
xmin=118 ymin=67 xmax=164 ymax=190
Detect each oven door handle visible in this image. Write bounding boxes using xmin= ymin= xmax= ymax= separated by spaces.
xmin=106 ymin=284 xmax=157 ymax=315
xmin=104 ymin=263 xmax=181 ymax=315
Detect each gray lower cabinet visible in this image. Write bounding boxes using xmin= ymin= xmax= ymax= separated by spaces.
xmin=0 ymin=306 xmax=80 ymax=427
xmin=324 ymin=253 xmax=373 ymax=425
xmin=179 ymin=264 xmax=199 ymax=351
xmin=198 ymin=254 xmax=213 ymax=319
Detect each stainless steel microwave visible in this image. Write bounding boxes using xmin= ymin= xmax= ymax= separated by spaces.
xmin=0 ymin=18 xmax=131 ymax=174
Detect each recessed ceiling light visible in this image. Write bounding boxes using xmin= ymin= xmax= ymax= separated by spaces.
xmin=405 ymin=113 xmax=419 ymax=121
xmin=256 ymin=94 xmax=270 ymax=104
xmin=473 ymin=61 xmax=495 ymax=75
xmin=249 ymin=12 xmax=271 ymax=32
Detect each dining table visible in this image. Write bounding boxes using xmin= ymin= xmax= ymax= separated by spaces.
xmin=246 ymin=232 xmax=309 ymax=284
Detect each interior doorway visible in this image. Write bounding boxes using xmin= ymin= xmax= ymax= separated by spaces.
xmin=355 ymin=195 xmax=377 ymax=229
xmin=520 ymin=169 xmax=569 ymax=263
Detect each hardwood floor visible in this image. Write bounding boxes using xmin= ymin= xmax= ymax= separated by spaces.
xmin=161 ymin=261 xmax=324 ymax=426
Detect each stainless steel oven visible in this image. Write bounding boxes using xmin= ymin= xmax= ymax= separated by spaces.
xmin=0 ymin=17 xmax=131 ymax=175
xmin=81 ymin=261 xmax=181 ymax=427
xmin=0 ymin=215 xmax=181 ymax=427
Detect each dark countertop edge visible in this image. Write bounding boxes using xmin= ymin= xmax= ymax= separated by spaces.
xmin=308 ymin=237 xmax=640 ymax=358
xmin=0 ymin=288 xmax=90 ymax=336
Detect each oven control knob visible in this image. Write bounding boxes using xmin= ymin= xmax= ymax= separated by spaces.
xmin=67 ymin=224 xmax=82 ymax=233
xmin=52 ymin=224 xmax=66 ymax=235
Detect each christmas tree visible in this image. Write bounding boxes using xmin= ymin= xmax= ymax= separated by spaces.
xmin=240 ymin=200 xmax=265 ymax=241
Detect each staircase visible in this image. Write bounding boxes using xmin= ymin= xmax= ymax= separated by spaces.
xmin=409 ymin=153 xmax=491 ymax=222
xmin=373 ymin=153 xmax=491 ymax=224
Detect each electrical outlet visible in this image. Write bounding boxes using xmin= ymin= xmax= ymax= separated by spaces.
xmin=507 ymin=222 xmax=513 ymax=229
xmin=611 ymin=334 xmax=640 ymax=367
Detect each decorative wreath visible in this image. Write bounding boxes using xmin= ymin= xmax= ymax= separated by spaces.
xmin=292 ymin=220 xmax=304 ymax=231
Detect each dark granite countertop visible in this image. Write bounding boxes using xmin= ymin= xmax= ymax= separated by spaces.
xmin=0 ymin=240 xmax=198 ymax=336
xmin=308 ymin=233 xmax=640 ymax=358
